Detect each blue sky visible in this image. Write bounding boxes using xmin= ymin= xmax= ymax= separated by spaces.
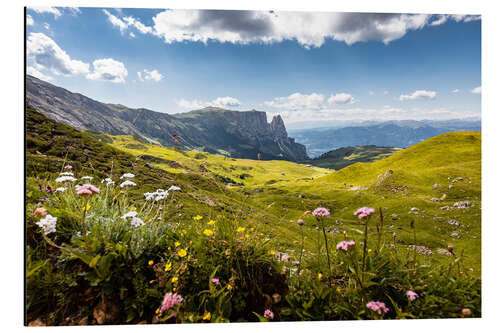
xmin=26 ymin=7 xmax=481 ymax=129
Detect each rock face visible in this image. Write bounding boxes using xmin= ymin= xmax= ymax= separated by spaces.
xmin=26 ymin=75 xmax=308 ymax=161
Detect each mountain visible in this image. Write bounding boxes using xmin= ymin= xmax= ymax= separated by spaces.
xmin=304 ymin=145 xmax=401 ymax=170
xmin=290 ymin=120 xmax=481 ymax=157
xmin=26 ymin=75 xmax=307 ymax=161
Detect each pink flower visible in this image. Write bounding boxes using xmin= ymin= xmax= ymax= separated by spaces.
xmin=354 ymin=207 xmax=375 ymax=219
xmin=366 ymin=301 xmax=389 ymax=315
xmin=263 ymin=309 xmax=274 ymax=320
xmin=211 ymin=278 xmax=220 ymax=285
xmin=64 ymin=165 xmax=72 ymax=170
xmin=312 ymin=207 xmax=330 ymax=217
xmin=406 ymin=290 xmax=419 ymax=301
xmin=76 ymin=184 xmax=100 ymax=196
xmin=336 ymin=240 xmax=356 ymax=251
xmin=160 ymin=293 xmax=184 ymax=313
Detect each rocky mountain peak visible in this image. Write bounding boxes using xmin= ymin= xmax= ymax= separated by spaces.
xmin=270 ymin=115 xmax=288 ymax=139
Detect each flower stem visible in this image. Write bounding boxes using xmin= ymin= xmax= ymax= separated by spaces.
xmin=81 ymin=197 xmax=89 ymax=249
xmin=361 ymin=216 xmax=370 ymax=283
xmin=319 ymin=217 xmax=333 ymax=286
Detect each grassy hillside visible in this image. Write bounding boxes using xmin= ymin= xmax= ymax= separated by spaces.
xmin=305 ymin=145 xmax=401 ymax=170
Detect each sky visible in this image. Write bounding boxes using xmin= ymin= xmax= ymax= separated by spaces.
xmin=26 ymin=7 xmax=481 ymax=129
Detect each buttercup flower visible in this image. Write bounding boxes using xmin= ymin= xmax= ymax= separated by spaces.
xmin=177 ymin=248 xmax=187 ymax=257
xmin=36 ymin=214 xmax=57 ymax=235
xmin=236 ymin=227 xmax=245 ymax=233
xmin=263 ymin=309 xmax=274 ymax=320
xmin=203 ymin=229 xmax=214 ymax=236
xmin=33 ymin=207 xmax=47 ymax=218
xmin=312 ymin=207 xmax=330 ymax=217
xmin=120 ymin=173 xmax=135 ymax=179
xmin=406 ymin=290 xmax=419 ymax=301
xmin=207 ymin=220 xmax=216 ymax=226
xmin=366 ymin=301 xmax=389 ymax=315
xmin=148 ymin=260 xmax=154 ymax=266
xmin=76 ymin=184 xmax=100 ymax=196
xmin=160 ymin=293 xmax=183 ymax=313
xmin=203 ymin=312 xmax=211 ymax=321
xmin=355 ymin=207 xmax=375 ymax=219
xmin=336 ymin=240 xmax=356 ymax=251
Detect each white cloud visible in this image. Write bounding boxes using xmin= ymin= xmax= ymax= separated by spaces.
xmin=137 ymin=69 xmax=164 ymax=82
xmin=123 ymin=16 xmax=153 ymax=34
xmin=328 ymin=93 xmax=356 ymax=105
xmin=264 ymin=92 xmax=325 ymax=110
xmin=129 ymin=32 xmax=136 ymax=38
xmin=27 ymin=66 xmax=53 ymax=81
xmin=368 ymin=90 xmax=375 ymax=95
xmin=86 ymin=58 xmax=128 ymax=83
xmin=177 ymin=96 xmax=242 ymax=109
xmin=26 ymin=14 xmax=34 ymax=26
xmin=103 ymin=9 xmax=128 ymax=33
xmin=27 ymin=32 xmax=90 ymax=76
xmin=452 ymin=89 xmax=460 ymax=93
xmin=66 ymin=7 xmax=81 ymax=16
xmin=43 ymin=22 xmax=50 ymax=30
xmin=430 ymin=14 xmax=481 ymax=26
xmin=30 ymin=7 xmax=62 ymax=18
xmin=399 ymin=90 xmax=437 ymax=101
xmin=470 ymin=86 xmax=481 ymax=94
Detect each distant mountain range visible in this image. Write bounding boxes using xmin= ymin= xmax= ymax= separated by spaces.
xmin=25 ymin=75 xmax=307 ymax=161
xmin=290 ymin=120 xmax=481 ymax=157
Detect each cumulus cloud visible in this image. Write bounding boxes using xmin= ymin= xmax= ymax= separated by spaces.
xmin=399 ymin=90 xmax=437 ymax=101
xmin=29 ymin=7 xmax=62 ymax=18
xmin=137 ymin=69 xmax=164 ymax=82
xmin=27 ymin=66 xmax=53 ymax=81
xmin=470 ymin=86 xmax=481 ymax=94
xmin=86 ymin=58 xmax=128 ymax=83
xmin=66 ymin=7 xmax=81 ymax=16
xmin=26 ymin=14 xmax=34 ymax=26
xmin=264 ymin=92 xmax=325 ymax=110
xmin=123 ymin=16 xmax=153 ymax=34
xmin=177 ymin=96 xmax=242 ymax=109
xmin=27 ymin=32 xmax=90 ymax=76
xmin=452 ymin=89 xmax=460 ymax=93
xmin=328 ymin=93 xmax=356 ymax=105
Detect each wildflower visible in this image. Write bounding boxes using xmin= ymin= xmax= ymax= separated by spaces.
xmin=55 ymin=175 xmax=77 ymax=183
xmin=406 ymin=290 xmax=419 ymax=301
xmin=178 ymin=248 xmax=187 ymax=257
xmin=54 ymin=187 xmax=66 ymax=193
xmin=130 ymin=217 xmax=145 ymax=228
xmin=164 ymin=262 xmax=172 ymax=272
xmin=33 ymin=207 xmax=47 ymax=218
xmin=193 ymin=215 xmax=203 ymax=221
xmin=354 ymin=207 xmax=375 ymax=219
xmin=102 ymin=178 xmax=115 ymax=186
xmin=211 ymin=278 xmax=220 ymax=285
xmin=35 ymin=214 xmax=57 ymax=235
xmin=312 ymin=207 xmax=330 ymax=217
xmin=168 ymin=185 xmax=181 ymax=191
xmin=203 ymin=229 xmax=214 ymax=236
xmin=59 ymin=171 xmax=74 ymax=176
xmin=174 ymin=241 xmax=181 ymax=247
xmin=76 ymin=184 xmax=100 ymax=196
xmin=203 ymin=312 xmax=211 ymax=321
xmin=160 ymin=292 xmax=183 ymax=313
xmin=44 ymin=185 xmax=53 ymax=194
xmin=121 ymin=211 xmax=138 ymax=219
xmin=263 ymin=309 xmax=274 ymax=320
xmin=149 ymin=280 xmax=155 ymax=284
xmin=268 ymin=250 xmax=275 ymax=256
xmin=236 ymin=226 xmax=245 ymax=233
xmin=318 ymin=273 xmax=323 ymax=280
xmin=297 ymin=219 xmax=304 ymax=226
xmin=84 ymin=204 xmax=91 ymax=212
xmin=81 ymin=176 xmax=93 ymax=180
xmin=120 ymin=173 xmax=135 ymax=179
xmin=171 ymin=276 xmax=179 ymax=284
xmin=148 ymin=260 xmax=154 ymax=266
xmin=245 ymin=234 xmax=249 ymax=239
xmin=64 ymin=165 xmax=72 ymax=170
xmin=462 ymin=308 xmax=472 ymax=318
xmin=249 ymin=227 xmax=255 ymax=232
xmin=336 ymin=240 xmax=356 ymax=252
xmin=366 ymin=301 xmax=389 ymax=315
xmin=227 ymin=284 xmax=233 ymax=291
xmin=207 ymin=220 xmax=216 ymax=226
xmin=120 ymin=180 xmax=136 ymax=188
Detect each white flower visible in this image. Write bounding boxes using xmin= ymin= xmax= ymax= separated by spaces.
xmin=121 ymin=211 xmax=138 ymax=219
xmin=55 ymin=187 xmax=66 ymax=193
xmin=81 ymin=176 xmax=94 ymax=180
xmin=120 ymin=173 xmax=135 ymax=179
xmin=120 ymin=180 xmax=136 ymax=188
xmin=144 ymin=192 xmax=155 ymax=201
xmin=155 ymin=192 xmax=168 ymax=201
xmin=168 ymin=185 xmax=181 ymax=191
xmin=130 ymin=217 xmax=145 ymax=228
xmin=55 ymin=176 xmax=77 ymax=183
xmin=102 ymin=178 xmax=115 ymax=186
xmin=36 ymin=214 xmax=57 ymax=235
xmin=59 ymin=172 xmax=74 ymax=176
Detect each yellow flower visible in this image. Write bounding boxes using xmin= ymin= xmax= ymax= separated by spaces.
xmin=249 ymin=227 xmax=255 ymax=232
xmin=336 ymin=287 xmax=341 ymax=293
xmin=168 ymin=246 xmax=171 ymax=251
xmin=227 ymin=284 xmax=233 ymax=290
xmin=236 ymin=227 xmax=245 ymax=233
xmin=130 ymin=206 xmax=136 ymax=211
xmin=173 ymin=287 xmax=177 ymax=292
xmin=178 ymin=248 xmax=187 ymax=258
xmin=268 ymin=250 xmax=275 ymax=256
xmin=203 ymin=312 xmax=211 ymax=321
xmin=155 ymin=308 xmax=160 ymax=315
xmin=318 ymin=273 xmax=323 ymax=280
xmin=193 ymin=215 xmax=203 ymax=221
xmin=149 ymin=280 xmax=155 ymax=284
xmin=368 ymin=249 xmax=372 ymax=253
xmin=187 ymin=255 xmax=191 ymax=260
xmin=203 ymin=229 xmax=214 ymax=236
xmin=84 ymin=204 xmax=91 ymax=212
xmin=164 ymin=262 xmax=172 ymax=272
xmin=207 ymin=220 xmax=216 ymax=226
xmin=148 ymin=260 xmax=154 ymax=266
xmin=174 ymin=241 xmax=181 ymax=247
xmin=182 ymin=229 xmax=186 ymax=234
xmin=171 ymin=276 xmax=178 ymax=283
xmin=245 ymin=234 xmax=249 ymax=239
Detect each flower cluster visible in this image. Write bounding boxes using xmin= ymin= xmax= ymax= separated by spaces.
xmin=76 ymin=184 xmax=100 ymax=196
xmin=121 ymin=210 xmax=138 ymax=219
xmin=160 ymin=292 xmax=184 ymax=313
xmin=354 ymin=207 xmax=375 ymax=219
xmin=101 ymin=178 xmax=115 ymax=186
xmin=144 ymin=189 xmax=168 ymax=201
xmin=35 ymin=214 xmax=57 ymax=235
xmin=336 ymin=240 xmax=355 ymax=251
xmin=55 ymin=175 xmax=77 ymax=183
xmin=366 ymin=301 xmax=389 ymax=315
xmin=263 ymin=309 xmax=274 ymax=320
xmin=130 ymin=217 xmax=145 ymax=228
xmin=312 ymin=207 xmax=330 ymax=217
xmin=120 ymin=180 xmax=137 ymax=188
xmin=120 ymin=173 xmax=135 ymax=180
xmin=406 ymin=290 xmax=419 ymax=301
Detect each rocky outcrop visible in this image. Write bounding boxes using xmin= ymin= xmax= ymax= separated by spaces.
xmin=25 ymin=75 xmax=308 ymax=161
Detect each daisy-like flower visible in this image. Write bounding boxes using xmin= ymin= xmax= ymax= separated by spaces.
xmin=120 ymin=173 xmax=135 ymax=179
xmin=120 ymin=180 xmax=137 ymax=188
xmin=263 ymin=309 xmax=274 ymax=320
xmin=55 ymin=175 xmax=77 ymax=183
xmin=35 ymin=214 xmax=57 ymax=235
xmin=354 ymin=207 xmax=375 ymax=219
xmin=76 ymin=184 xmax=100 ymax=196
xmin=366 ymin=301 xmax=389 ymax=315
xmin=336 ymin=240 xmax=356 ymax=251
xmin=406 ymin=290 xmax=419 ymax=301
xmin=312 ymin=207 xmax=330 ymax=217
xmin=121 ymin=211 xmax=138 ymax=219
xmin=130 ymin=216 xmax=145 ymax=228
xmin=159 ymin=293 xmax=183 ymax=313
